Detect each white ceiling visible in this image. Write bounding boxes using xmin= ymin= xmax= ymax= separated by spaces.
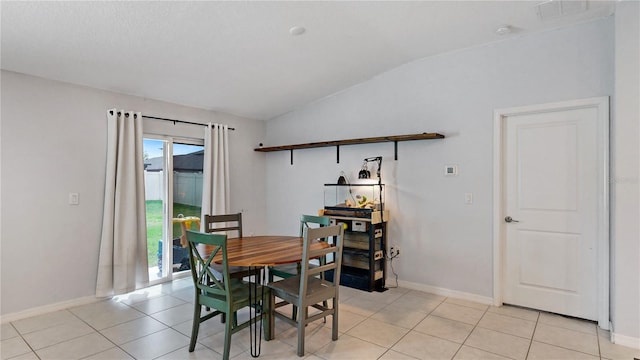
xmin=1 ymin=1 xmax=615 ymax=120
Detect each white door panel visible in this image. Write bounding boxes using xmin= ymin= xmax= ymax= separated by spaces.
xmin=503 ymin=106 xmax=599 ymax=320
xmin=518 ymin=231 xmax=579 ymax=292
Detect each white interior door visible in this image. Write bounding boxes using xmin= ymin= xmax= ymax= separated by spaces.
xmin=497 ymin=98 xmax=608 ymax=322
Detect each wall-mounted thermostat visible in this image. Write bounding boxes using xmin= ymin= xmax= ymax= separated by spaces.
xmin=444 ymin=165 xmax=458 ymax=176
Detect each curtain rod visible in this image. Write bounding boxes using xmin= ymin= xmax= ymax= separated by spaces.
xmin=109 ymin=110 xmax=235 ymax=131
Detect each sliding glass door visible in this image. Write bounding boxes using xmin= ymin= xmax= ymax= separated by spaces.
xmin=143 ymin=136 xmax=204 ymax=283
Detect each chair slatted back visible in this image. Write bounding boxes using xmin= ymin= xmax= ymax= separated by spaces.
xmin=204 ymin=213 xmax=243 ymax=238
xmin=299 ymin=225 xmax=344 ymax=296
xmin=300 ymin=215 xmax=332 ymax=266
xmin=186 ymin=230 xmax=230 ymax=301
xmin=298 ymin=214 xmax=330 ymax=237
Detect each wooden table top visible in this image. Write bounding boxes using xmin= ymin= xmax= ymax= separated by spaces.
xmin=202 ymin=235 xmax=330 ymax=267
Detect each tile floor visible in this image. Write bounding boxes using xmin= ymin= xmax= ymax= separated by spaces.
xmin=2 ymin=278 xmax=639 ymax=360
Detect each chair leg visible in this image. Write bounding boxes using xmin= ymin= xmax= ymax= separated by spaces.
xmin=296 ymin=305 xmax=307 ymax=357
xmin=331 ymin=298 xmax=339 ymax=341
xmin=265 ymin=290 xmax=274 ymax=341
xmin=320 ymin=257 xmax=328 ymax=323
xmin=204 ymin=275 xmax=211 ymax=312
xmin=223 ymin=311 xmax=233 ymax=360
xmin=189 ymin=302 xmax=202 ymax=352
xmin=292 ymin=262 xmax=304 ymax=323
xmin=322 ymin=300 xmax=328 ymax=323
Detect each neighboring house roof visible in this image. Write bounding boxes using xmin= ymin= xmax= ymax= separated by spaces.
xmin=145 ymin=150 xmax=204 ymax=172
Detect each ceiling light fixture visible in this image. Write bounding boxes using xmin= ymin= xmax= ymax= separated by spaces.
xmin=495 ymin=25 xmax=512 ymax=35
xmin=289 ymin=26 xmax=306 ymax=36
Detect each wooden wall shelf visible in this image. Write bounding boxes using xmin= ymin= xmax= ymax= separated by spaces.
xmin=254 ymin=132 xmax=444 ymax=164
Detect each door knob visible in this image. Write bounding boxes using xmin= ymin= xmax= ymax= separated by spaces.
xmin=504 ymin=216 xmax=520 ymax=223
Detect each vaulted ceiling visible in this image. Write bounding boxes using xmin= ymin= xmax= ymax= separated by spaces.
xmin=1 ymin=1 xmax=615 ymax=120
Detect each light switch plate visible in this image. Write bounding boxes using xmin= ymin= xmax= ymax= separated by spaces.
xmin=69 ymin=193 xmax=79 ymax=205
xmin=465 ymin=193 xmax=473 ymax=205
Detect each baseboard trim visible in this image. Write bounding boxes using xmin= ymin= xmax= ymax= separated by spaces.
xmin=611 ymin=331 xmax=640 ymax=350
xmin=394 ymin=279 xmax=493 ymax=305
xmin=1 ymin=296 xmax=102 ymax=324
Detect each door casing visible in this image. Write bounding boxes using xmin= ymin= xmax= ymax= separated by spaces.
xmin=492 ymin=96 xmax=609 ymax=329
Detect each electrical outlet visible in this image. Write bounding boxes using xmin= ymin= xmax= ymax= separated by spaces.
xmin=389 ymin=246 xmax=400 ymax=259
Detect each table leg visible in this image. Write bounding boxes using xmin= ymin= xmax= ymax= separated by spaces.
xmin=248 ymin=266 xmax=265 ymax=357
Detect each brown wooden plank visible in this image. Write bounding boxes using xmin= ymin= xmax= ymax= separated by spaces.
xmin=254 ymin=132 xmax=444 ymax=152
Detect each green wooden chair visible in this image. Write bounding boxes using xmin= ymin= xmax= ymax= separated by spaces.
xmin=269 ymin=214 xmax=330 ymax=281
xmin=267 ymin=225 xmax=344 ymax=357
xmin=268 ymin=215 xmax=331 ymax=320
xmin=186 ymin=230 xmax=270 ymax=359
xmin=204 ymin=213 xmax=260 ymax=280
xmin=204 ymin=213 xmax=262 ymax=323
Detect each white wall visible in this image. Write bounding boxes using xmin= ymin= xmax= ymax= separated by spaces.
xmin=265 ymin=18 xmax=616 ymax=307
xmin=612 ymin=1 xmax=640 ymax=345
xmin=0 ymin=71 xmax=267 ymax=315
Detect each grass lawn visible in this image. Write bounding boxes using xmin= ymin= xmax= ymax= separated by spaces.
xmin=146 ymin=200 xmax=201 ymax=267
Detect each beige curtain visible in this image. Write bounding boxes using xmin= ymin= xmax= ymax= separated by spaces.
xmin=96 ymin=109 xmax=148 ymax=297
xmin=201 ymin=123 xmax=230 ymax=224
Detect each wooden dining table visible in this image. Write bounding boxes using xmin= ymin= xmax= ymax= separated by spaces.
xmin=201 ymin=235 xmax=330 ymax=267
xmin=197 ymin=235 xmax=330 ymax=356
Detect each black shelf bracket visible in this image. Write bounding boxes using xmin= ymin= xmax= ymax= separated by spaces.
xmin=394 ymin=141 xmax=398 ymax=160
